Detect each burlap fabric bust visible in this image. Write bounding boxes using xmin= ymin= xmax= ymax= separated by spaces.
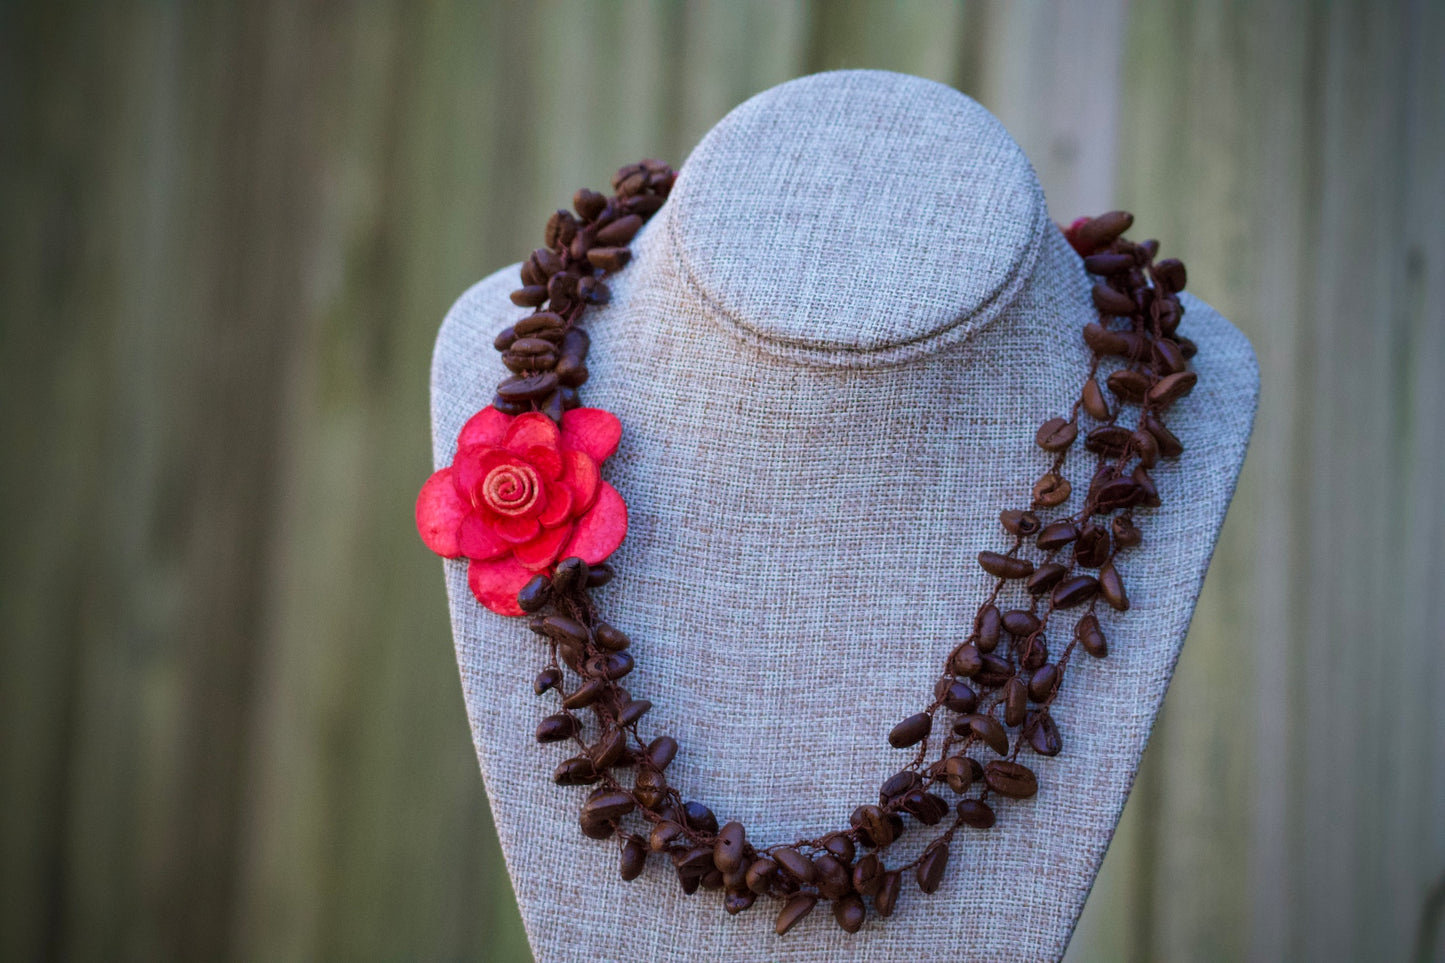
xmin=430 ymin=71 xmax=1258 ymax=962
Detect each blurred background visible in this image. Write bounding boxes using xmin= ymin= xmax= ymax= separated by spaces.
xmin=2 ymin=1 xmax=1441 ymax=961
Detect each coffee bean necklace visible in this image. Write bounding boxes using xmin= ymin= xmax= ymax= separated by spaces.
xmin=413 ymin=159 xmax=1199 ymax=935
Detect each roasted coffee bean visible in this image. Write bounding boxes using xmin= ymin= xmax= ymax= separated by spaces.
xmin=562 ymin=678 xmax=606 ymax=709
xmin=1152 ymin=337 xmax=1187 ymax=375
xmin=1093 ymin=282 xmax=1138 ymax=316
xmin=535 ymin=713 xmax=578 ymax=743
xmin=623 ymin=192 xmax=665 ymax=215
xmin=1084 ymin=251 xmax=1135 ymax=275
xmin=1074 ymin=523 xmax=1110 ymax=568
xmin=1029 ymin=664 xmax=1061 ymax=702
xmin=1003 ymin=678 xmax=1027 ymax=727
xmin=1081 ymin=376 xmax=1112 ymax=420
xmin=645 ymin=735 xmax=679 ymax=770
xmin=999 ymin=509 xmax=1041 ymax=536
xmin=1133 ymin=465 xmax=1161 ymax=507
xmin=1027 ymin=710 xmax=1063 ymax=756
xmin=824 ymin=833 xmax=856 ymax=863
xmin=551 ymin=556 xmax=586 ymax=594
xmin=517 ymin=576 xmax=552 ymax=616
xmin=533 ymin=666 xmax=561 ymax=695
xmin=1019 ymin=635 xmax=1049 ymax=672
xmin=619 ymin=834 xmax=647 ymax=880
xmin=586 ymin=563 xmax=614 ymax=587
xmin=985 ymin=760 xmax=1040 ymax=798
xmin=1142 ymin=411 xmax=1184 ymax=457
xmin=586 ymin=246 xmax=631 ymax=271
xmin=1002 ymin=609 xmax=1041 ymax=637
xmin=951 ymin=644 xmax=983 ymax=678
xmin=1112 ymin=514 xmax=1143 ymax=548
xmin=714 ymin=821 xmax=747 ymax=873
xmin=1178 ymin=335 xmax=1198 ymax=357
xmin=491 ymin=394 xmax=529 ymax=416
xmin=594 ymin=623 xmax=630 ymax=651
xmin=936 ymin=679 xmax=978 ymax=714
xmin=833 ymin=894 xmax=867 ymax=933
xmin=633 ymin=767 xmax=666 ymax=809
xmin=545 ymin=209 xmax=578 ymax=248
xmin=579 ymin=809 xmax=618 ymax=840
xmin=746 ymin=857 xmax=778 ymax=894
xmin=573 ymin=188 xmax=606 ymax=220
xmin=978 ymin=551 xmax=1034 ymax=579
xmin=546 ymin=270 xmax=577 ymax=307
xmin=1099 ymin=560 xmax=1129 ymax=611
xmin=556 ymin=357 xmax=589 ymax=388
xmin=1083 ymin=321 xmax=1131 ymax=356
xmin=1085 ymin=424 xmax=1133 ymax=456
xmin=724 ymin=888 xmax=756 ymax=915
xmin=648 ymin=819 xmax=684 ymax=852
xmin=1106 ymin=368 xmax=1152 ymax=403
xmin=590 ymin=728 xmax=628 ymax=768
xmin=956 ymin=798 xmax=996 ymax=829
xmin=510 ymin=285 xmax=548 ymax=307
xmin=1077 ymin=210 xmax=1134 ymax=250
xmin=962 ymin=713 xmax=1010 ymax=755
xmin=1094 ymin=477 xmax=1141 ymax=513
xmin=583 ymin=788 xmax=636 ymax=823
xmin=940 ymin=755 xmax=975 ymax=794
xmin=975 ymin=653 xmax=1014 ymax=688
xmin=553 ymin=755 xmax=599 ymax=785
xmin=1153 ymin=257 xmax=1187 ymax=292
xmin=515 ymin=312 xmax=565 ymax=338
xmin=1026 ymin=564 xmax=1066 ymax=595
xmin=618 ymin=699 xmax=651 ymax=726
xmin=674 ymin=845 xmax=715 ymax=877
xmin=1036 ymin=417 xmax=1078 ymax=451
xmin=595 ymin=214 xmax=643 ymax=247
xmin=1036 ymin=521 xmax=1080 ymax=552
xmin=852 ymin=805 xmax=895 ymax=848
xmin=1051 ymin=575 xmax=1100 ymax=609
xmin=976 ymin=604 xmax=1002 ymax=652
xmin=557 ymin=638 xmax=585 ymax=671
xmin=775 ymin=893 xmax=818 ymax=935
xmin=903 ymin=789 xmax=949 ymax=826
xmin=493 ymin=326 xmax=518 ymax=351
xmin=588 ymin=650 xmax=634 ymax=681
xmin=497 ymin=372 xmax=560 ymax=402
xmin=874 ymin=870 xmax=903 ymax=917
xmin=815 ymin=853 xmax=851 ymax=899
xmin=1133 ymin=427 xmax=1161 ymax=467
xmin=773 ymin=847 xmax=817 ymax=883
xmin=888 ymin=712 xmax=932 ymax=748
xmin=558 ymin=325 xmax=590 ymax=362
xmin=880 ymin=770 xmax=921 ymax=802
xmin=1076 ymin=612 xmax=1108 ymax=658
xmin=852 ymin=852 xmax=882 ymax=896
xmin=1033 ymin=472 xmax=1072 ymax=508
xmin=1148 ymin=370 xmax=1197 ymax=408
xmin=683 ymin=801 xmax=718 ymax=835
xmin=916 ymin=841 xmax=949 ymax=894
xmin=676 ymin=870 xmax=700 ymax=896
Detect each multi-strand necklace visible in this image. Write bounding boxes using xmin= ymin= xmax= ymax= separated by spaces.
xmin=414 ymin=159 xmax=1198 ymax=935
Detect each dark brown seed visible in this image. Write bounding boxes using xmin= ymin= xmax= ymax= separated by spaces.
xmin=533 ymin=666 xmax=561 ymax=694
xmin=854 ymin=805 xmax=895 ymax=848
xmin=916 ymin=841 xmax=949 ymax=894
xmin=578 ymin=809 xmax=617 ymax=840
xmin=553 ymin=755 xmax=599 ymax=785
xmin=493 ymin=326 xmax=518 ymax=352
xmin=1020 ymin=635 xmax=1049 ymax=672
xmin=1084 ymin=251 xmax=1135 ymax=275
xmin=1081 ymin=376 xmax=1112 ymax=420
xmin=588 ymin=650 xmax=634 ymax=681
xmin=1094 ymin=476 xmax=1141 ymax=513
xmin=551 ymin=556 xmax=586 ymax=594
xmin=936 ymin=679 xmax=978 ymax=714
xmin=1029 ymin=664 xmax=1061 ymax=702
xmin=714 ymin=821 xmax=747 ymax=873
xmin=1050 ymin=574 xmax=1100 ymax=609
xmin=556 ymin=356 xmax=589 ymax=388
xmin=1003 ymin=678 xmax=1027 ymax=727
xmin=1142 ymin=412 xmax=1184 ymax=457
xmin=985 ymin=760 xmax=1040 ymax=798
xmin=510 ymin=285 xmax=548 ymax=307
xmin=545 ymin=209 xmax=578 ymax=248
xmin=1036 ymin=417 xmax=1078 ymax=451
xmin=573 ymin=188 xmax=606 ymax=220
xmin=824 ymin=834 xmax=856 ymax=863
xmin=590 ymin=727 xmax=628 ymax=768
xmin=1148 ymin=370 xmax=1198 ymax=408
xmin=558 ymin=325 xmax=590 ymax=362
xmin=1027 ymin=710 xmax=1063 ymax=756
xmin=619 ymin=834 xmax=647 ymax=880
xmin=546 ymin=270 xmax=577 ymax=306
xmin=888 ymin=712 xmax=932 ymax=749
xmin=497 ymin=372 xmax=559 ymax=402
xmin=879 ymin=770 xmax=921 ymax=802
xmin=676 ymin=870 xmax=700 ymax=896
xmin=902 ymin=789 xmax=949 ymax=826
xmin=941 ymin=755 xmax=976 ymax=794
xmin=1036 ymin=521 xmax=1080 ymax=551
xmin=1106 ymin=368 xmax=1152 ymax=403
xmin=1033 ymin=472 xmax=1072 ymax=508
xmin=976 ymin=604 xmax=1002 ymax=652
xmin=1077 ymin=210 xmax=1134 ymax=250
xmin=975 ymin=653 xmax=1014 ymax=688
xmin=1133 ymin=465 xmax=1161 ymax=507
xmin=746 ymin=857 xmax=778 ymax=894
xmin=775 ymin=893 xmax=817 ymax=935
xmin=623 ymin=193 xmax=665 ymax=215
xmin=1083 ymin=321 xmax=1131 ymax=356
xmin=1112 ymin=514 xmax=1143 ymax=548
xmin=515 ymin=312 xmax=564 ymax=339
xmin=618 ymin=699 xmax=651 ymax=726
xmin=583 ymin=788 xmax=636 ymax=822
xmin=1179 ymin=335 xmax=1198 ymax=358
xmin=724 ymin=888 xmax=756 ymax=915
xmin=594 ymin=623 xmax=630 ymax=651
xmin=1076 ymin=612 xmax=1108 ymax=658
xmin=874 ymin=871 xmax=902 ymax=917
xmin=833 ymin=894 xmax=866 ymax=933
xmin=963 ymin=713 xmax=1010 ymax=755
xmin=956 ymin=798 xmax=996 ymax=829
xmin=999 ymin=509 xmax=1041 ymax=536
xmin=852 ymin=853 xmax=882 ymax=896
xmin=535 ymin=714 xmax=578 ymax=743
xmin=1093 ymin=282 xmax=1138 ymax=316
xmin=1152 ymin=337 xmax=1187 ymax=375
xmin=951 ymin=644 xmax=983 ymax=678
xmin=1153 ymin=257 xmax=1187 ymax=292
xmin=815 ymin=854 xmax=851 ymax=899
xmin=633 ymin=768 xmax=667 ymax=809
xmin=562 ymin=678 xmax=606 ymax=709
xmin=596 ymin=214 xmax=643 ymax=247
xmin=649 ymin=819 xmax=684 ymax=852
xmin=1002 ymin=610 xmax=1041 ymax=637
xmin=773 ymin=847 xmax=817 ymax=884
xmin=674 ymin=844 xmax=715 ymax=876
xmin=1085 ymin=424 xmax=1134 ymax=456
xmin=586 ymin=246 xmax=631 ymax=272
xmin=586 ymin=563 xmax=614 ymax=587
xmin=683 ymin=801 xmax=717 ymax=834
xmin=1099 ymin=560 xmax=1129 ymax=611
xmin=644 ymin=735 xmax=678 ymax=771
xmin=978 ymin=551 xmax=1034 ymax=579
xmin=1133 ymin=427 xmax=1161 ymax=467
xmin=1074 ymin=523 xmax=1110 ymax=568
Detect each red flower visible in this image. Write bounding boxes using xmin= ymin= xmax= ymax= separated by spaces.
xmin=416 ymin=406 xmax=628 ymax=616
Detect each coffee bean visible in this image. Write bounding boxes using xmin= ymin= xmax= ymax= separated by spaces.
xmin=1074 ymin=523 xmax=1110 ymax=568
xmin=853 ymin=805 xmax=895 ymax=848
xmin=773 ymin=847 xmax=817 ymax=884
xmin=1027 ymin=710 xmax=1063 ymax=756
xmin=586 ymin=246 xmax=631 ymax=272
xmin=553 ymin=755 xmax=599 ymax=785
xmin=517 ymin=575 xmax=551 ymax=612
xmin=588 ymin=650 xmax=634 ymax=681
xmin=590 ymin=727 xmax=628 ymax=768
xmin=1076 ymin=613 xmax=1108 ymax=658
xmin=535 ymin=714 xmax=578 ymax=743
xmin=533 ymin=666 xmax=561 ymax=694
xmin=586 ymin=563 xmax=614 ymax=587
xmin=562 ymin=678 xmax=606 ymax=710
xmin=1036 ymin=417 xmax=1078 ymax=451
xmin=724 ymin=888 xmax=756 ymax=915
xmin=493 ymin=326 xmax=518 ymax=352
xmin=1093 ymin=282 xmax=1138 ymax=315
xmin=1002 ymin=610 xmax=1041 ymax=637
xmin=683 ymin=801 xmax=717 ymax=834
xmin=714 ymin=821 xmax=747 ymax=873
xmin=999 ymin=510 xmax=1042 ymax=536
xmin=619 ymin=834 xmax=647 ymax=880
xmin=1029 ymin=664 xmax=1061 ymax=702
xmin=1077 ymin=210 xmax=1134 ymax=250
xmin=579 ymin=809 xmax=617 ymax=840
xmin=824 ymin=833 xmax=856 ymax=863
xmin=1152 ymin=337 xmax=1187 ymax=375
xmin=776 ymin=893 xmax=818 ymax=935
xmin=956 ymin=798 xmax=996 ymax=829
xmin=951 ymin=644 xmax=983 ymax=678
xmin=648 ymin=820 xmax=684 ymax=852
xmin=940 ymin=755 xmax=975 ymax=794
xmin=975 ymin=653 xmax=1014 ymax=688
xmin=1081 ymin=376 xmax=1112 ymax=420
xmin=675 ymin=844 xmax=715 ymax=877
xmin=1020 ymin=635 xmax=1049 ymax=672
xmin=582 ymin=788 xmax=635 ymax=823
xmin=510 ymin=285 xmax=548 ymax=307
xmin=551 ymin=556 xmax=586 ymax=595
xmin=1004 ymin=678 xmax=1027 ymax=727
xmin=1153 ymin=257 xmax=1187 ymax=292
xmin=634 ymin=768 xmax=667 ymax=809
xmin=594 ymin=623 xmax=630 ymax=651
xmin=1084 ymin=252 xmax=1135 ymax=276
xmin=888 ymin=711 xmax=933 ymax=749
xmin=1133 ymin=427 xmax=1161 ymax=468
xmin=1099 ymin=560 xmax=1130 ymax=611
xmin=1148 ymin=370 xmax=1197 ymax=408
xmin=902 ymin=789 xmax=949 ymax=826
xmin=978 ymin=551 xmax=1034 ymax=579
xmin=1142 ymin=412 xmax=1184 ymax=457
xmin=985 ymin=760 xmax=1039 ymax=798
xmin=880 ymin=770 xmax=921 ymax=802
xmin=916 ymin=841 xmax=949 ymax=894
xmin=497 ymin=370 xmax=559 ymax=401
xmin=1051 ymin=575 xmax=1100 ymax=609
xmin=815 ymin=853 xmax=851 ymax=899
xmin=746 ymin=857 xmax=778 ymax=894
xmin=642 ymin=736 xmax=678 ymax=772
xmin=962 ymin=713 xmax=1010 ymax=755
xmin=1083 ymin=322 xmax=1131 ymax=356
xmin=573 ymin=188 xmax=606 ymax=220
xmin=1112 ymin=514 xmax=1143 ymax=548
xmin=852 ymin=853 xmax=882 ymax=896
xmin=976 ymin=604 xmax=1002 ymax=652
xmin=874 ymin=870 xmax=903 ymax=917
xmin=936 ymin=679 xmax=978 ymax=714
xmin=1106 ymin=368 xmax=1152 ymax=403
xmin=1036 ymin=521 xmax=1080 ymax=551
xmin=1084 ymin=424 xmax=1132 ymax=456
xmin=1032 ymin=472 xmax=1072 ymax=508
xmin=833 ymin=894 xmax=867 ymax=933
xmin=618 ymin=699 xmax=651 ymax=726
xmin=1133 ymin=465 xmax=1161 ymax=507
xmin=1026 ymin=562 xmax=1067 ymax=595
xmin=596 ymin=214 xmax=643 ymax=247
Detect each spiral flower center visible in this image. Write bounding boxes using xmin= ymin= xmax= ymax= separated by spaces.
xmin=482 ymin=462 xmax=541 ymax=515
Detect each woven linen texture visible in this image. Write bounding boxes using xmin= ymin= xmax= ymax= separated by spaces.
xmin=430 ymin=71 xmax=1259 ymax=963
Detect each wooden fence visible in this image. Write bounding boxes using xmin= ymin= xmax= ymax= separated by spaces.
xmin=2 ymin=1 xmax=1441 ymax=960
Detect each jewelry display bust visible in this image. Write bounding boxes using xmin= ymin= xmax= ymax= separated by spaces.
xmin=428 ymin=70 xmax=1258 ymax=962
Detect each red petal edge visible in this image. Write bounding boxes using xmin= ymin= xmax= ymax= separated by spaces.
xmin=416 ymin=468 xmax=468 ymax=558
xmin=468 ymin=555 xmax=532 ymax=616
xmin=505 ymin=411 xmax=561 ymax=456
xmin=559 ymin=481 xmax=627 ymax=565
xmin=560 ymin=408 xmax=622 ymax=463
xmin=457 ymin=406 xmax=512 ymax=450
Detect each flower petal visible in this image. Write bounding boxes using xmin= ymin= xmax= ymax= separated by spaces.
xmin=454 ymin=447 xmax=529 ymax=503
xmin=457 ymin=406 xmax=512 ymax=450
xmin=493 ymin=513 xmax=540 ymax=545
xmin=561 ymin=408 xmax=622 ymax=463
xmin=505 ymin=411 xmax=561 ymax=456
xmin=457 ymin=513 xmax=513 ymax=560
xmin=524 ymin=444 xmax=563 ymax=481
xmin=537 ymin=481 xmax=574 ymax=528
xmin=467 ymin=555 xmax=532 ymax=616
xmin=513 ymin=523 xmax=572 ymax=571
xmin=560 ymin=449 xmax=600 ymax=514
xmin=559 ymin=481 xmax=627 ymax=564
xmin=415 ymin=468 xmax=468 ymax=558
